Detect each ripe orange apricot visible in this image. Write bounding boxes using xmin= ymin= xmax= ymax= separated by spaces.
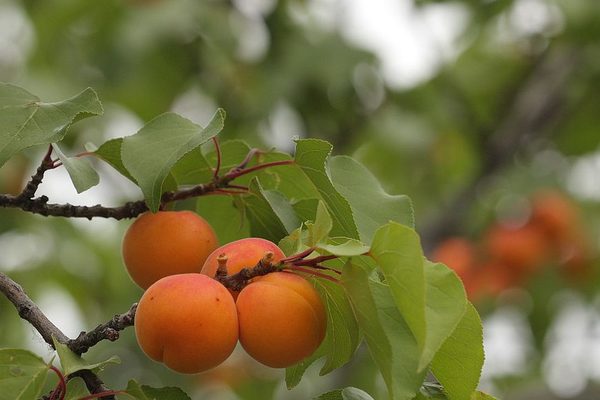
xmin=134 ymin=273 xmax=238 ymax=374
xmin=122 ymin=211 xmax=218 ymax=289
xmin=431 ymin=237 xmax=477 ymax=282
xmin=530 ymin=190 xmax=579 ymax=244
xmin=201 ymin=238 xmax=286 ymax=298
xmin=236 ymin=271 xmax=326 ymax=368
xmin=484 ymin=223 xmax=549 ymax=275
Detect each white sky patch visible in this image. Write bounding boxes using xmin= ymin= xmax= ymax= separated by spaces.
xmin=0 ymin=2 xmax=35 ymax=76
xmin=259 ymin=101 xmax=305 ymax=153
xmin=338 ymin=0 xmax=470 ymax=89
xmin=481 ymin=307 xmax=535 ymax=378
xmin=567 ymin=151 xmax=600 ymax=201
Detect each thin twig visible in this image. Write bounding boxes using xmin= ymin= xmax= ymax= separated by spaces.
xmin=0 ymin=272 xmax=114 ymax=399
xmin=17 ymin=145 xmax=54 ymax=201
xmin=212 ymin=137 xmax=221 ymax=180
xmin=68 ymin=304 xmax=137 ymax=355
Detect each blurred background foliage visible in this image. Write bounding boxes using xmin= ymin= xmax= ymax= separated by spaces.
xmin=1 ymin=0 xmax=600 ymax=398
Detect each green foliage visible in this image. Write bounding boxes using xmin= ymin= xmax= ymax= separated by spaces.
xmin=120 ymin=109 xmax=225 ymax=211
xmin=122 ymin=380 xmax=192 ymax=400
xmin=431 ymin=303 xmax=484 ymax=400
xmin=64 ymin=378 xmax=90 ymax=400
xmin=242 ymin=180 xmax=291 ymax=240
xmin=315 ymin=387 xmax=375 ymax=400
xmin=369 ymin=223 xmax=427 ymax=370
xmin=343 ymin=260 xmax=425 ymax=399
xmin=0 ymin=84 xmax=486 ymax=400
xmin=0 ymin=84 xmax=103 ymax=168
xmin=0 ymin=349 xmax=49 ymax=400
xmin=294 ymin=139 xmax=360 ymax=239
xmin=52 ymin=143 xmax=100 ymax=193
xmin=422 ymin=262 xmax=468 ymax=372
xmin=329 ymin=155 xmax=414 ymax=238
xmin=52 ymin=337 xmax=120 ymax=375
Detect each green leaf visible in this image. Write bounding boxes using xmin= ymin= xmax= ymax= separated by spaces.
xmin=171 ymin=139 xmax=251 ymax=185
xmin=294 ymin=139 xmax=359 ymax=239
xmin=170 ymin=147 xmax=212 ymax=185
xmin=241 ymin=179 xmax=290 ymax=242
xmin=329 ymin=155 xmax=414 ymax=241
xmin=293 ymin=198 xmax=320 ymax=223
xmin=343 ymin=261 xmax=426 ymax=400
xmin=52 ymin=338 xmax=120 ymax=376
xmin=262 ymin=189 xmax=300 ymax=233
xmin=315 ymin=387 xmax=375 ymax=400
xmin=278 ymin=225 xmax=307 ymax=256
xmin=286 ymin=270 xmax=360 ymax=388
xmin=122 ymin=379 xmax=192 ymax=400
xmin=255 ymin=151 xmax=320 ymax=201
xmin=315 ymin=277 xmax=361 ymax=375
xmin=471 ymin=392 xmax=497 ymax=400
xmin=285 ymin=344 xmax=326 ymax=390
xmin=64 ymin=377 xmax=89 ymax=400
xmin=431 ymin=303 xmax=484 ymax=400
xmin=317 ymin=237 xmax=370 ymax=257
xmin=93 ymin=138 xmax=135 ymax=182
xmin=121 ymin=109 xmax=225 ymax=211
xmin=369 ymin=222 xmax=427 ymax=371
xmin=0 ymin=349 xmax=49 ymax=400
xmin=422 ymin=261 xmax=468 ymax=373
xmin=52 ymin=144 xmax=100 ymax=193
xmin=0 ymin=84 xmax=103 ymax=168
xmin=196 ymin=195 xmax=249 ymax=244
xmin=306 ymin=201 xmax=333 ymax=246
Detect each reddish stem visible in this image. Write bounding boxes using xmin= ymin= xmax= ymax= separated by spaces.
xmin=212 ymin=137 xmax=221 ymax=180
xmin=77 ymin=390 xmax=124 ymax=400
xmin=74 ymin=151 xmax=95 ymax=158
xmin=225 ymin=160 xmax=294 ymax=181
xmin=286 ymin=266 xmax=340 ymax=283
xmin=293 ymin=254 xmax=338 ymax=267
xmin=226 ymin=184 xmax=249 ymax=191
xmin=280 ymin=247 xmax=317 ymax=263
xmin=213 ymin=188 xmax=249 ymax=195
xmin=237 ymin=148 xmax=262 ymax=170
xmin=307 ymin=264 xmax=342 ymax=275
xmin=49 ymin=365 xmax=66 ymax=400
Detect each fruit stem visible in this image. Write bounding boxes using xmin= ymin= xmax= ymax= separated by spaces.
xmin=293 ymin=254 xmax=338 ymax=267
xmin=224 ymin=160 xmax=294 ymax=181
xmin=212 ymin=137 xmax=221 ymax=180
xmin=48 ymin=365 xmax=66 ymax=400
xmin=280 ymin=247 xmax=317 ymax=263
xmin=286 ymin=266 xmax=340 ymax=283
xmin=216 ymin=254 xmax=229 ymax=279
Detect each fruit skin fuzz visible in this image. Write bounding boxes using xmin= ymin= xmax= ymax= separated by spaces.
xmin=122 ymin=211 xmax=218 ymax=289
xmin=236 ymin=271 xmax=327 ymax=368
xmin=135 ymin=273 xmax=239 ymax=374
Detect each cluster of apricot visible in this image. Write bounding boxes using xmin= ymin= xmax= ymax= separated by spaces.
xmin=431 ymin=190 xmax=594 ymax=301
xmin=122 ymin=211 xmax=326 ymax=374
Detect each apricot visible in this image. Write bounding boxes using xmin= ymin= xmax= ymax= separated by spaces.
xmin=134 ymin=273 xmax=238 ymax=374
xmin=484 ymin=223 xmax=549 ymax=274
xmin=236 ymin=271 xmax=326 ymax=368
xmin=201 ymin=238 xmax=285 ymax=298
xmin=431 ymin=237 xmax=476 ymax=282
xmin=530 ymin=190 xmax=579 ymax=244
xmin=122 ymin=211 xmax=218 ymax=289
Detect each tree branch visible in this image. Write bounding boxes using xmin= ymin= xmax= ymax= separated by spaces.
xmin=0 ymin=147 xmax=292 ymax=220
xmin=420 ymin=45 xmax=582 ymax=250
xmin=17 ymin=145 xmax=55 ymax=201
xmin=68 ymin=304 xmax=137 ymax=355
xmin=0 ymin=272 xmax=114 ymax=399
